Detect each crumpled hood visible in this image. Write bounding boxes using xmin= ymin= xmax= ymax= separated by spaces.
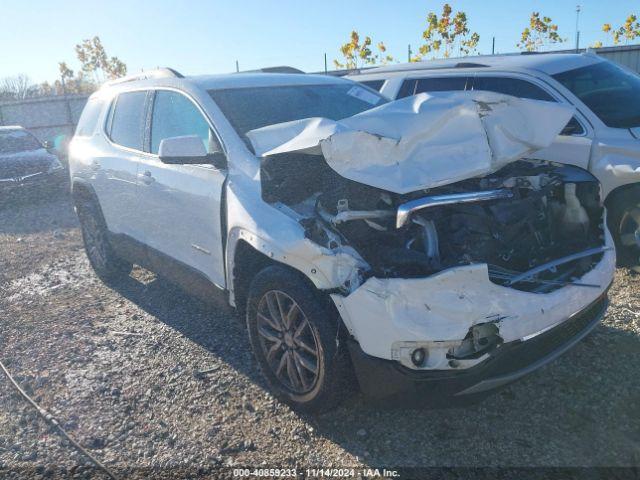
xmin=247 ymin=91 xmax=575 ymax=194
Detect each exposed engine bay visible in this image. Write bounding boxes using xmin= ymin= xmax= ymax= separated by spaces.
xmin=261 ymin=153 xmax=606 ymax=294
xmin=243 ymin=91 xmax=613 ymax=371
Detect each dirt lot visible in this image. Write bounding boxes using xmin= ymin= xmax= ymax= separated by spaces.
xmin=1 ymin=193 xmax=639 ymax=477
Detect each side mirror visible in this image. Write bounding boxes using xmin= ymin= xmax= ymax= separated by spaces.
xmin=158 ymin=135 xmax=226 ymax=169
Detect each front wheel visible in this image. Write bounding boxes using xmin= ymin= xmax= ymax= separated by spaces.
xmin=608 ymin=189 xmax=640 ymax=272
xmin=246 ymin=265 xmax=352 ymax=412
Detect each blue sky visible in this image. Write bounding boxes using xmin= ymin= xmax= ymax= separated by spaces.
xmin=1 ymin=0 xmax=638 ymax=83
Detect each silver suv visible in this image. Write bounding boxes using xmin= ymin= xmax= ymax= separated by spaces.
xmin=69 ymin=68 xmax=614 ymax=411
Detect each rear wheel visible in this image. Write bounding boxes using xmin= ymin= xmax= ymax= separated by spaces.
xmin=608 ymin=189 xmax=640 ymax=272
xmin=76 ymin=197 xmax=132 ymax=282
xmin=246 ymin=265 xmax=352 ymax=412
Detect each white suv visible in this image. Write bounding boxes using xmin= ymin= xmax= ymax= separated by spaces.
xmin=69 ymin=69 xmax=614 ymax=411
xmin=348 ymin=53 xmax=640 ymax=269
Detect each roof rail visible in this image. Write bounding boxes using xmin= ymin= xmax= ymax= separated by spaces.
xmin=344 ymin=61 xmax=489 ymax=76
xmin=105 ymin=67 xmax=184 ymax=86
xmin=241 ymin=66 xmax=305 ymax=74
xmin=453 ymin=62 xmax=489 ymax=68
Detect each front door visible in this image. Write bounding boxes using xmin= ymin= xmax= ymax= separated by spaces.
xmin=136 ymin=89 xmax=227 ymax=288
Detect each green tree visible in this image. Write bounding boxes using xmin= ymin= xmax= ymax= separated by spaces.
xmin=413 ymin=4 xmax=480 ymax=61
xmin=517 ymin=12 xmax=564 ymax=52
xmin=602 ymin=14 xmax=640 ymax=45
xmin=74 ymin=36 xmax=127 ymax=82
xmin=52 ymin=36 xmax=126 ymax=95
xmin=58 ymin=62 xmax=74 ymax=81
xmin=50 ymin=62 xmax=96 ymax=95
xmin=334 ymin=31 xmax=393 ymax=69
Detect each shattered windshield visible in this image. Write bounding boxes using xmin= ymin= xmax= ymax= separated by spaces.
xmin=208 ymin=83 xmax=386 ymax=140
xmin=0 ymin=129 xmax=42 ymax=155
xmin=553 ymin=60 xmax=640 ymax=129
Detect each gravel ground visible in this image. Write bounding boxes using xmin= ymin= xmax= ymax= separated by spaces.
xmin=1 ymin=193 xmax=639 ymax=477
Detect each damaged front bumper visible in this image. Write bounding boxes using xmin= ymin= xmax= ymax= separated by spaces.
xmin=347 ymin=290 xmax=609 ymax=407
xmin=331 ymin=229 xmax=615 ymax=402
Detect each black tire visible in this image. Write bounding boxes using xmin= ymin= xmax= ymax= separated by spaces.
xmin=246 ymin=265 xmax=352 ymax=412
xmin=608 ymin=189 xmax=640 ymax=271
xmin=76 ymin=196 xmax=132 ymax=282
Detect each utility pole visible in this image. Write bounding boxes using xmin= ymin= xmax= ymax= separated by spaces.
xmin=235 ymin=60 xmax=239 ymax=73
xmin=575 ymin=5 xmax=582 ymax=52
xmin=60 ymin=74 xmax=74 ymax=134
xmin=408 ymin=44 xmax=412 ymax=62
xmin=324 ymin=53 xmax=327 ymax=74
xmin=492 ymin=37 xmax=495 ymax=55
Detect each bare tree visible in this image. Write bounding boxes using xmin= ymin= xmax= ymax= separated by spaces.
xmin=0 ymin=74 xmax=37 ymax=100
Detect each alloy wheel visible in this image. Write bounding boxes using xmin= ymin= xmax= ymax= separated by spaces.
xmin=619 ymin=207 xmax=640 ymax=269
xmin=82 ymin=212 xmax=108 ymax=270
xmin=256 ymin=290 xmax=320 ymax=394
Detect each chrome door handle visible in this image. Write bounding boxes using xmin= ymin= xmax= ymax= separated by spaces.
xmin=138 ymin=170 xmax=155 ymax=184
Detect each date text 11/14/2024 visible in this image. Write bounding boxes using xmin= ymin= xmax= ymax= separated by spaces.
xmin=232 ymin=468 xmax=401 ymax=478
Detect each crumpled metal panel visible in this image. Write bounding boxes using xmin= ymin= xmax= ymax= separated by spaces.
xmin=247 ymin=91 xmax=575 ymax=194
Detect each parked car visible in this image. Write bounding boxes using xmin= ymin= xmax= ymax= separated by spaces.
xmin=0 ymin=126 xmax=65 ymax=199
xmin=347 ymin=53 xmax=640 ymax=270
xmin=68 ymin=68 xmax=614 ymax=411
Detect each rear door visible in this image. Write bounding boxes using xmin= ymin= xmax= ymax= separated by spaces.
xmin=470 ymin=74 xmax=593 ymax=171
xmin=93 ymin=90 xmax=148 ymax=242
xmin=136 ymin=89 xmax=227 ymax=288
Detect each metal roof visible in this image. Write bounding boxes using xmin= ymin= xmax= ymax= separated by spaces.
xmin=189 ymin=72 xmax=349 ymax=90
xmin=101 ymin=68 xmax=349 ymax=93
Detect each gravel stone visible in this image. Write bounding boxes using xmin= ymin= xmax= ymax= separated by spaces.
xmin=0 ymin=193 xmax=639 ymax=473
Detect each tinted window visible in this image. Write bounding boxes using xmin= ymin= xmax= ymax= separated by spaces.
xmin=473 ymin=77 xmax=554 ymax=101
xmin=151 ymin=91 xmax=216 ymax=155
xmin=397 ymin=79 xmax=417 ymax=98
xmin=0 ymin=129 xmax=41 ymax=154
xmin=553 ymin=61 xmax=640 ymax=129
xmin=397 ymin=77 xmax=468 ymax=98
xmin=359 ymin=80 xmax=385 ymax=91
xmin=109 ymin=91 xmax=147 ymax=150
xmin=415 ymin=77 xmax=469 ymax=94
xmin=560 ymin=117 xmax=585 ymax=136
xmin=75 ymin=97 xmax=103 ymax=137
xmin=473 ymin=76 xmax=584 ymax=135
xmin=104 ymin=100 xmax=115 ymax=135
xmin=209 ymin=84 xmax=386 ymax=139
